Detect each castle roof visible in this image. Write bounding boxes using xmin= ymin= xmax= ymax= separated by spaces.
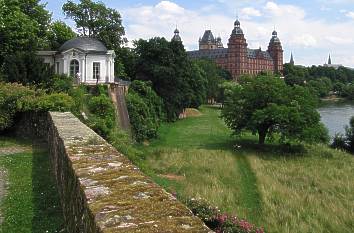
xmin=187 ymin=48 xmax=272 ymax=60
xmin=200 ymin=30 xmax=215 ymax=43
xmin=188 ymin=48 xmax=228 ymax=59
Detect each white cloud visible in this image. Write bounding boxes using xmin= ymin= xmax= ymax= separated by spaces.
xmin=264 ymin=1 xmax=305 ymax=19
xmin=241 ymin=7 xmax=262 ymax=19
xmin=290 ymin=34 xmax=318 ymax=47
xmin=121 ymin=1 xmax=354 ymax=67
xmin=345 ymin=11 xmax=354 ymax=19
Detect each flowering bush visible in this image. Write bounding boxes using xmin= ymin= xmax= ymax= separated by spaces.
xmin=184 ymin=197 xmax=264 ymax=233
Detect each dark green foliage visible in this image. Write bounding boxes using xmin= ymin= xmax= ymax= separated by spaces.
xmin=193 ymin=59 xmax=231 ymax=102
xmin=48 ymin=21 xmax=77 ymax=50
xmin=62 ymin=0 xmax=127 ymax=50
xmin=87 ymin=94 xmax=115 ymax=139
xmin=0 ymin=82 xmax=73 ymax=131
xmin=34 ymin=93 xmax=74 ymax=112
xmin=307 ymin=77 xmax=332 ymax=98
xmin=331 ymin=133 xmax=347 ymax=151
xmin=284 ymin=63 xmax=354 ymax=99
xmin=45 ymin=74 xmax=74 ymax=93
xmin=134 ymin=38 xmax=206 ymax=121
xmin=221 ymin=74 xmax=328 ymax=145
xmin=2 ymin=52 xmax=54 ymax=85
xmin=0 ymin=0 xmax=51 ymax=67
xmin=126 ymin=80 xmax=164 ymax=142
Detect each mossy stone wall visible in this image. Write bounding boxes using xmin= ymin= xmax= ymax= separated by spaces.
xmin=44 ymin=112 xmax=211 ymax=232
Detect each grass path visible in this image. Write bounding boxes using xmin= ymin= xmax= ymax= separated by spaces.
xmin=0 ymin=137 xmax=65 ymax=233
xmin=140 ymin=106 xmax=263 ymax=223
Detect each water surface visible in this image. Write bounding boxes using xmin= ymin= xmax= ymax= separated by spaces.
xmin=318 ymin=101 xmax=354 ymax=138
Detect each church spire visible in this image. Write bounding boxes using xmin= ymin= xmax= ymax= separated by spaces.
xmin=328 ymin=54 xmax=332 ymax=65
xmin=290 ymin=52 xmax=294 ymax=65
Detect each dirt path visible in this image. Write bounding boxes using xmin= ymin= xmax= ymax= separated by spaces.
xmin=0 ymin=146 xmax=31 ymax=225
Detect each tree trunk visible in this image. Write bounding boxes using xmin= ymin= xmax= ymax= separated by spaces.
xmin=258 ymin=129 xmax=267 ymax=145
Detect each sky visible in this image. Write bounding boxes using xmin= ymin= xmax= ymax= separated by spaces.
xmin=44 ymin=0 xmax=354 ymax=67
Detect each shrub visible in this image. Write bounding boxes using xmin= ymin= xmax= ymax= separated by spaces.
xmin=45 ymin=74 xmax=74 ymax=93
xmin=87 ymin=94 xmax=116 ymax=139
xmin=183 ymin=197 xmax=264 ymax=233
xmin=126 ymin=92 xmax=159 ymax=142
xmin=331 ymin=133 xmax=347 ymax=151
xmin=35 ymin=93 xmax=74 ymax=112
xmin=126 ymin=81 xmax=164 ymax=142
xmin=0 ymin=82 xmax=74 ymax=131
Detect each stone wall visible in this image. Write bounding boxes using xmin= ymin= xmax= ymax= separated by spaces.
xmin=43 ymin=112 xmax=210 ymax=232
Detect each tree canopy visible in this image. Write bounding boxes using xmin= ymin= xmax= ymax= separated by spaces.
xmin=62 ymin=0 xmax=127 ymax=50
xmin=133 ymin=37 xmax=207 ymax=121
xmin=222 ymin=74 xmax=328 ymax=144
xmin=48 ymin=21 xmax=77 ymax=50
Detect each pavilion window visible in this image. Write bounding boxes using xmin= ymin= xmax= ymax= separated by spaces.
xmin=70 ymin=59 xmax=79 ymax=77
xmin=93 ymin=62 xmax=100 ymax=79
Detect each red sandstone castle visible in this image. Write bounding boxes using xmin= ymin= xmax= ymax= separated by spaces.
xmin=177 ymin=20 xmax=284 ymax=80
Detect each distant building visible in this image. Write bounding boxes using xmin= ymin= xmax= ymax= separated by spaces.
xmin=184 ymin=19 xmax=283 ymax=80
xmin=323 ymin=54 xmax=343 ymax=69
xmin=290 ymin=52 xmax=295 ymax=65
xmin=37 ymin=37 xmax=116 ymax=84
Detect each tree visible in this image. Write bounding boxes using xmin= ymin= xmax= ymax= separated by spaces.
xmin=0 ymin=0 xmax=52 ymax=80
xmin=62 ymin=0 xmax=127 ymax=50
xmin=193 ymin=59 xmax=231 ymax=103
xmin=134 ymin=38 xmax=207 ymax=120
xmin=221 ymin=74 xmax=326 ymax=144
xmin=48 ymin=21 xmax=76 ymax=50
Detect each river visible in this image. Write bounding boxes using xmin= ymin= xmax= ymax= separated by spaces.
xmin=318 ymin=100 xmax=354 ymax=138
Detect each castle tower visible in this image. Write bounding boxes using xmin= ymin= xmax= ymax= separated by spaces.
xmin=172 ymin=27 xmax=182 ymax=42
xmin=227 ymin=19 xmax=248 ymax=79
xmin=268 ymin=30 xmax=283 ymax=74
xmin=199 ymin=30 xmax=217 ymax=50
xmin=290 ymin=52 xmax=294 ymax=65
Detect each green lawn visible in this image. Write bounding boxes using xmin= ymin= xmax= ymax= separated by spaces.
xmin=136 ymin=105 xmax=354 ymax=233
xmin=0 ymin=139 xmax=65 ymax=233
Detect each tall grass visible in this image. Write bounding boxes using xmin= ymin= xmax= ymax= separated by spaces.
xmin=138 ymin=105 xmax=354 ymax=233
xmin=248 ymin=145 xmax=354 ymax=233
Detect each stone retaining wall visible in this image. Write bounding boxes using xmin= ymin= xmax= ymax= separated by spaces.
xmin=45 ymin=112 xmax=211 ymax=232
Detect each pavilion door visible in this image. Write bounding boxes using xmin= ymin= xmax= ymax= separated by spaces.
xmin=70 ymin=59 xmax=80 ymax=83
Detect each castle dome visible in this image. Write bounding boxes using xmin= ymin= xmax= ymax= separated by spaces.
xmin=174 ymin=28 xmax=180 ymax=34
xmin=272 ymin=30 xmax=277 ymax=36
xmin=234 ymin=19 xmax=240 ymax=26
xmin=59 ymin=37 xmax=108 ymax=53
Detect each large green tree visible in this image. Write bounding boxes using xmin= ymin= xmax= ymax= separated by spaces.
xmin=134 ymin=37 xmax=206 ymax=121
xmin=62 ymin=0 xmax=127 ymax=49
xmin=193 ymin=59 xmax=231 ymax=102
xmin=222 ymin=74 xmax=328 ymax=144
xmin=48 ymin=21 xmax=76 ymax=50
xmin=0 ymin=0 xmax=53 ymax=82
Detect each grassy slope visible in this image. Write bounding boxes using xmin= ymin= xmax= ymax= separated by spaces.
xmin=0 ymin=139 xmax=65 ymax=233
xmin=138 ymin=105 xmax=354 ymax=233
xmin=140 ymin=106 xmax=262 ymax=224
